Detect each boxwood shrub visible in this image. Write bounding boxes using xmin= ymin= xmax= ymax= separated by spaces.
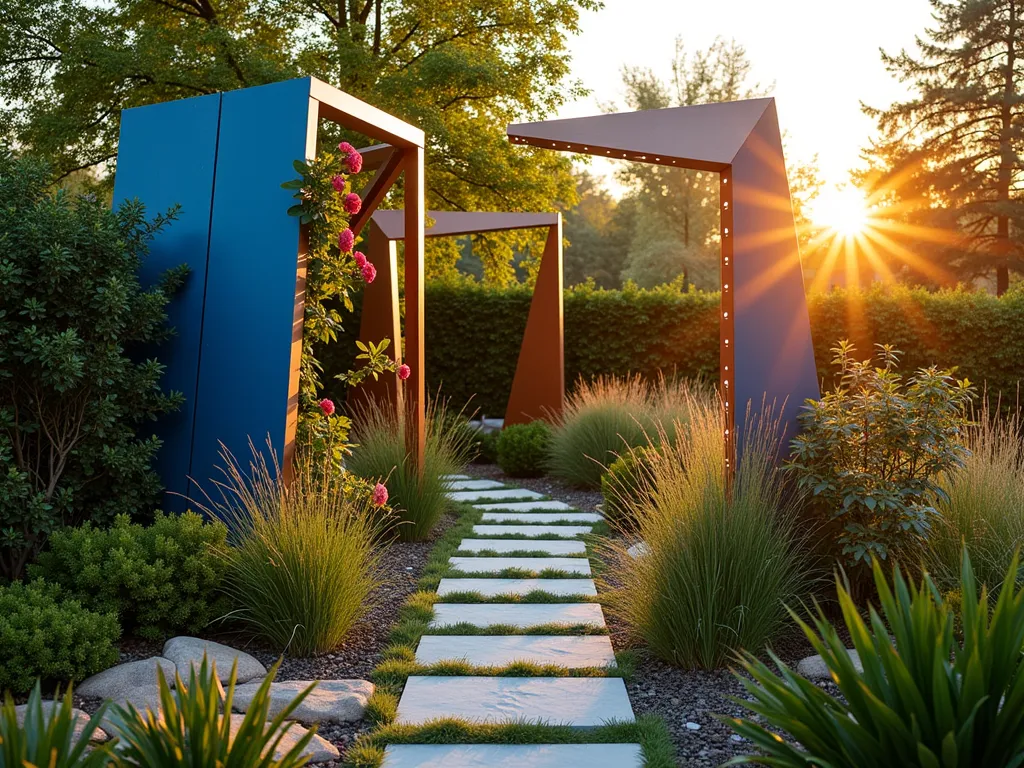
xmin=497 ymin=422 xmax=552 ymax=477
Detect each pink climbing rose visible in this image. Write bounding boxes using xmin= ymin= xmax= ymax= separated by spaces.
xmin=319 ymin=398 xmax=335 ymax=416
xmin=372 ymin=482 xmax=388 ymax=507
xmin=362 ymin=262 xmax=377 ymax=283
xmin=343 ymin=193 xmax=362 ymax=215
xmin=353 ymin=251 xmax=367 ymax=267
xmin=338 ymin=141 xmax=355 ymax=154
xmin=345 ymin=151 xmax=363 ymax=174
xmin=398 ymin=363 xmax=411 ymax=381
xmin=331 ymin=174 xmax=346 ymax=193
xmin=338 ymin=228 xmax=355 ymax=253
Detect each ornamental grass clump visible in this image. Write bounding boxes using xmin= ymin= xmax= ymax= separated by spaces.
xmin=726 ymin=551 xmax=1024 ymax=768
xmin=211 ymin=445 xmax=385 ymax=656
xmin=347 ymin=398 xmax=474 ymax=541
xmin=599 ymin=397 xmax=811 ymax=669
xmin=1 ymin=683 xmax=112 ymax=767
xmin=928 ymin=402 xmax=1024 ymax=593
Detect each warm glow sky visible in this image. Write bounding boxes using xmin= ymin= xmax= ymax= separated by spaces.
xmin=557 ymin=0 xmax=937 ymax=220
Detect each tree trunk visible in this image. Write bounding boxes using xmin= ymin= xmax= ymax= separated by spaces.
xmin=996 ymin=0 xmax=1017 ymax=296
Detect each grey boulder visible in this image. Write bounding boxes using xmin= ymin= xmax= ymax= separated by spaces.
xmin=162 ymin=636 xmax=267 ymax=684
xmin=796 ymin=649 xmax=862 ymax=681
xmin=77 ymin=657 xmax=177 ymax=698
xmin=228 ymin=714 xmax=339 ymax=763
xmin=14 ymin=703 xmax=109 ymax=743
xmin=231 ymin=679 xmax=374 ymax=724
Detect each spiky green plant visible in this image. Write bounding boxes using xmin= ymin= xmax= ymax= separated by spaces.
xmin=726 ymin=551 xmax=1024 ymax=767
xmin=599 ymin=397 xmax=812 ymax=669
xmin=0 ymin=683 xmax=112 ymax=767
xmin=212 ymin=444 xmax=384 ymax=655
xmin=347 ymin=398 xmax=474 ymax=541
xmin=110 ymin=656 xmax=315 ymax=768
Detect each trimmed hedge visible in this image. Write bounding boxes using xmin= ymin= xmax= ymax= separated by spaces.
xmin=322 ymin=281 xmax=1024 ymax=417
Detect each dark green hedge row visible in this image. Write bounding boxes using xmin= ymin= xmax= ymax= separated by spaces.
xmin=321 ymin=282 xmax=1024 ymax=416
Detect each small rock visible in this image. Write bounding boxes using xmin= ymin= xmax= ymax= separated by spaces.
xmin=670 ymin=697 xmax=680 ymax=706
xmin=685 ymin=721 xmax=701 ymax=731
xmin=230 ymin=679 xmax=374 ymax=724
xmin=228 ymin=714 xmax=339 ymax=763
xmin=78 ymin=657 xmax=177 ymax=698
xmin=796 ymin=649 xmax=862 ymax=681
xmin=627 ymin=541 xmax=650 ymax=560
xmin=731 ymin=735 xmax=744 ymax=742
xmin=14 ymin=703 xmax=109 ymax=743
xmin=162 ymin=636 xmax=267 ymax=684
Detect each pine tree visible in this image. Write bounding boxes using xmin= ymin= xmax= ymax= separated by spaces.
xmin=863 ymin=0 xmax=1024 ymax=293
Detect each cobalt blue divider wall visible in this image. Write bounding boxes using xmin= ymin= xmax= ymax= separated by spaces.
xmin=191 ymin=79 xmax=314 ymax=496
xmin=112 ymin=93 xmax=223 ymax=510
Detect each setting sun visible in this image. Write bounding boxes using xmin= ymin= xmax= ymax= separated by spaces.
xmin=810 ymin=186 xmax=871 ymax=237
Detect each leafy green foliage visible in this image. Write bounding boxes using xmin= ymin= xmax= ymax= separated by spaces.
xmin=600 ymin=397 xmax=812 ymax=670
xmin=1 ymin=682 xmax=112 ymax=767
xmin=0 ymin=152 xmax=183 ymax=579
xmin=212 ymin=446 xmax=384 ymax=656
xmin=726 ymin=551 xmax=1024 ymax=768
xmin=347 ymin=401 xmax=474 ymax=541
xmin=29 ymin=512 xmax=229 ymax=642
xmin=110 ymin=656 xmax=315 ymax=768
xmin=600 ymin=446 xmax=660 ymax=531
xmin=0 ymin=580 xmax=120 ymax=693
xmin=789 ymin=341 xmax=974 ymax=567
xmin=496 ymin=422 xmax=551 ymax=477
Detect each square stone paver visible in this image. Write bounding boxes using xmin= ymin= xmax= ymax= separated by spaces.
xmin=479 ymin=512 xmax=602 ymax=524
xmin=441 ymin=474 xmax=472 ymax=481
xmin=472 ymin=525 xmax=593 ymax=538
xmin=473 ymin=501 xmax=573 ymax=512
xmin=382 ymin=743 xmax=643 ymax=767
xmin=436 ymin=578 xmax=597 ymax=598
xmin=447 ymin=479 xmax=507 ymax=491
xmin=451 ymin=489 xmax=545 ymax=503
xmin=429 ymin=602 xmax=607 ymax=630
xmin=395 ymin=676 xmax=634 ymax=726
xmin=415 ymin=635 xmax=616 ymax=668
xmin=457 ymin=539 xmax=587 ymax=555
xmin=449 ymin=557 xmax=591 ymax=575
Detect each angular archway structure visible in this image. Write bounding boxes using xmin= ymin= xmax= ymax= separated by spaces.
xmin=353 ymin=209 xmax=563 ymax=425
xmin=507 ymin=98 xmax=820 ymax=462
xmin=113 ymin=77 xmax=425 ymax=510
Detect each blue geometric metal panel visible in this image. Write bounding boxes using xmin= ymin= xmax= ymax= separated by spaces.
xmin=113 ymin=93 xmax=223 ymax=510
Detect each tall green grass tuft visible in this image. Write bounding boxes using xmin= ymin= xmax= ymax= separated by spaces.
xmin=929 ymin=402 xmax=1024 ymax=592
xmin=211 ymin=444 xmax=384 ymax=656
xmin=1 ymin=683 xmax=112 ymax=767
xmin=547 ymin=375 xmax=706 ymax=489
xmin=347 ymin=399 xmax=474 ymax=541
xmin=600 ymin=397 xmax=812 ymax=669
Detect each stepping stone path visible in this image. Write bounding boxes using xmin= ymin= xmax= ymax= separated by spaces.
xmin=384 ymin=478 xmax=642 ymax=767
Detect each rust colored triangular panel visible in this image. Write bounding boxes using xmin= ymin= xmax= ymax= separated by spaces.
xmin=505 ymin=219 xmax=565 ymax=425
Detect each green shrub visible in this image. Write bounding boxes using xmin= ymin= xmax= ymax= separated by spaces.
xmin=30 ymin=512 xmax=229 ymax=642
xmin=928 ymin=404 xmax=1024 ymax=593
xmin=599 ymin=397 xmax=811 ymax=670
xmin=110 ymin=656 xmax=315 ymax=768
xmin=347 ymin=400 xmax=474 ymax=541
xmin=213 ymin=448 xmax=384 ymax=656
xmin=727 ymin=551 xmax=1024 ymax=768
xmin=0 ymin=151 xmax=184 ymax=580
xmin=496 ymin=422 xmax=551 ymax=477
xmin=789 ymin=341 xmax=974 ymax=568
xmin=0 ymin=580 xmax=120 ymax=693
xmin=475 ymin=430 xmax=500 ymax=464
xmin=1 ymin=682 xmax=112 ymax=767
xmin=600 ymin=446 xmax=660 ymax=531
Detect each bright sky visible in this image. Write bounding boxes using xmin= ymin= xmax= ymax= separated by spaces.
xmin=557 ymin=0 xmax=937 ymax=218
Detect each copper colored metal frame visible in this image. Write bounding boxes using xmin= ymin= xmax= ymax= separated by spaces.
xmin=506 ymin=99 xmax=820 ymax=465
xmin=352 ymin=209 xmax=564 ymax=426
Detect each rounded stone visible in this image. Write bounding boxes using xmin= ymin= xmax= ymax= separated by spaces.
xmin=796 ymin=649 xmax=862 ymax=680
xmin=77 ymin=657 xmax=178 ymax=698
xmin=162 ymin=636 xmax=267 ymax=684
xmin=230 ymin=679 xmax=374 ymax=724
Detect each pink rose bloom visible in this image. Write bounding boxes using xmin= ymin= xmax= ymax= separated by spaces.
xmin=372 ymin=482 xmax=388 ymax=507
xmin=353 ymin=251 xmax=367 ymax=267
xmin=362 ymin=262 xmax=377 ymax=283
xmin=338 ymin=228 xmax=355 ymax=253
xmin=319 ymin=398 xmax=335 ymax=416
xmin=346 ymin=151 xmax=363 ymax=174
xmin=338 ymin=141 xmax=355 ymax=154
xmin=398 ymin=363 xmax=411 ymax=381
xmin=331 ymin=174 xmax=346 ymax=193
xmin=343 ymin=193 xmax=362 ymax=214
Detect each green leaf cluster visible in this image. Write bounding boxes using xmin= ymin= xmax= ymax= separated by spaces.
xmin=0 ymin=580 xmax=120 ymax=694
xmin=29 ymin=512 xmax=230 ymax=642
xmin=0 ymin=151 xmax=183 ymax=580
xmin=496 ymin=422 xmax=551 ymax=477
xmin=1 ymin=682 xmax=113 ymax=767
xmin=789 ymin=340 xmax=975 ymax=567
xmin=727 ymin=551 xmax=1024 ymax=768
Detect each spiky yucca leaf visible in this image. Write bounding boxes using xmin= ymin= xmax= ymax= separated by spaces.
xmin=725 ymin=550 xmax=1024 ymax=768
xmin=0 ymin=682 xmax=112 ymax=767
